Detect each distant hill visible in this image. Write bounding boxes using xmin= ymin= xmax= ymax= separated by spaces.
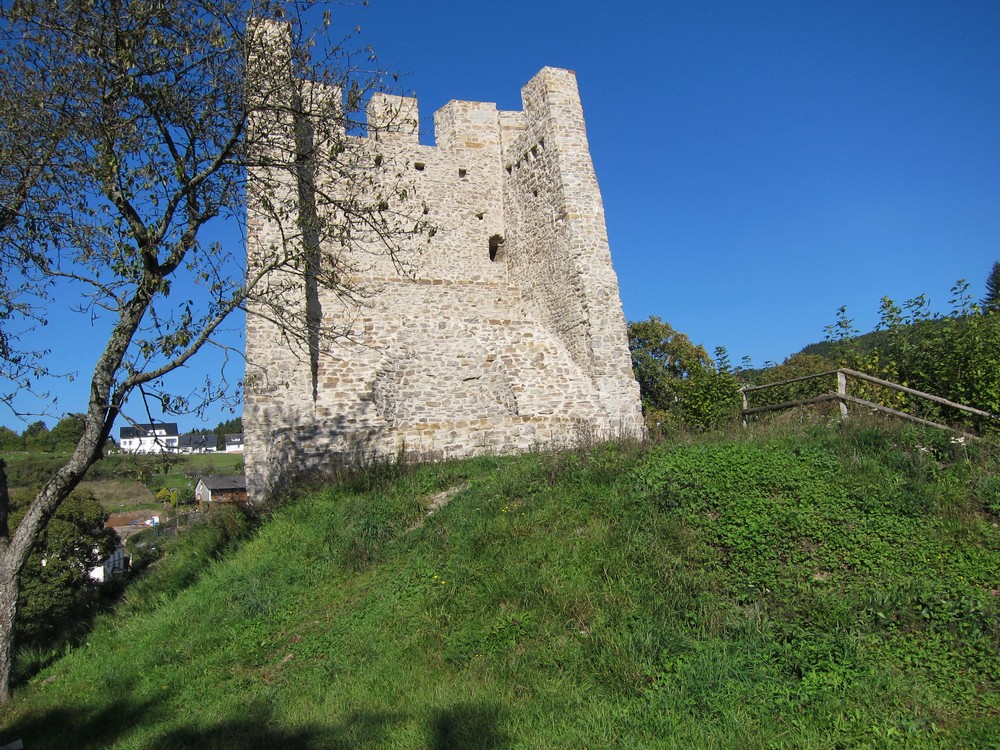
xmin=795 ymin=315 xmax=968 ymax=362
xmin=797 ymin=328 xmax=891 ymax=360
xmin=1 ymin=420 xmax=996 ymax=748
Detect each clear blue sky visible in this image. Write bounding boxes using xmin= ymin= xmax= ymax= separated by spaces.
xmin=4 ymin=0 xmax=999 ymax=432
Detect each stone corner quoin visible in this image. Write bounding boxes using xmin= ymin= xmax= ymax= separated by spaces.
xmin=243 ymin=33 xmax=645 ymax=505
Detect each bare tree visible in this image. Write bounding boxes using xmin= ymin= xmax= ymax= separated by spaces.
xmin=0 ymin=0 xmax=422 ymax=701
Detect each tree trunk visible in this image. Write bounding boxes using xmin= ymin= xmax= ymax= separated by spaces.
xmin=0 ymin=278 xmax=155 ymax=705
xmin=0 ymin=459 xmax=14 ymax=704
xmin=0 ymin=417 xmax=112 ymax=703
xmin=0 ymin=568 xmax=17 ymax=705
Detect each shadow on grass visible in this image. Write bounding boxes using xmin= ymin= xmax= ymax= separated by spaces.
xmin=151 ymin=708 xmax=406 ymax=749
xmin=3 ymin=697 xmax=510 ymax=749
xmin=430 ymin=703 xmax=510 ymax=750
xmin=0 ymin=695 xmax=162 ymax=750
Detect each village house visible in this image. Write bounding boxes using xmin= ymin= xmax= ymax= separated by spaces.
xmin=195 ymin=476 xmax=248 ymax=507
xmin=118 ymin=423 xmax=179 ymax=454
xmin=118 ymin=424 xmax=224 ymax=454
xmin=177 ymin=433 xmax=218 ymax=454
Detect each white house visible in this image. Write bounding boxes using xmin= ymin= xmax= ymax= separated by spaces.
xmin=224 ymin=433 xmax=244 ymax=453
xmin=119 ymin=423 xmax=179 ymax=454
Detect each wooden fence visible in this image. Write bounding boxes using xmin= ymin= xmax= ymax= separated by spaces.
xmin=741 ymin=368 xmax=998 ymax=436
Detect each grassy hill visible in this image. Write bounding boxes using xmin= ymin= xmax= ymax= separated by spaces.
xmin=0 ymin=418 xmax=997 ymax=748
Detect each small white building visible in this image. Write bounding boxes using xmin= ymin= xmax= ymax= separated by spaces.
xmin=224 ymin=433 xmax=244 ymax=453
xmin=195 ymin=476 xmax=248 ymax=506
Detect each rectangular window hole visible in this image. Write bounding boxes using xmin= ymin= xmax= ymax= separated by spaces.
xmin=414 ymin=162 xmax=425 ymax=171
xmin=458 ymin=168 xmax=468 ymax=178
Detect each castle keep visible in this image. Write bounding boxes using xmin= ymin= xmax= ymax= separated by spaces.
xmin=244 ymin=47 xmax=644 ymax=503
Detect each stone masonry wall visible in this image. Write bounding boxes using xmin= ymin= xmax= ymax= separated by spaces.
xmin=244 ymin=50 xmax=643 ymax=504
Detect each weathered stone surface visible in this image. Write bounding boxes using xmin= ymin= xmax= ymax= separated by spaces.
xmin=245 ymin=59 xmax=643 ymax=504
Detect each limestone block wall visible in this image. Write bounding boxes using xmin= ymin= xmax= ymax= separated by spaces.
xmin=245 ymin=54 xmax=643 ymax=504
xmin=501 ymin=68 xmax=642 ymax=428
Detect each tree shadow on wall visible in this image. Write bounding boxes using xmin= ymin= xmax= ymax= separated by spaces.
xmin=255 ymin=409 xmax=394 ymax=501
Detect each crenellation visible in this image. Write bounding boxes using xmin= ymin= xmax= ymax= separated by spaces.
xmin=244 ymin=40 xmax=643 ymax=504
xmin=433 ymin=100 xmax=502 ymax=153
xmin=366 ymin=93 xmax=419 ymax=142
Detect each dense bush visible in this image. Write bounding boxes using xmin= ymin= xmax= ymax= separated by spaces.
xmin=1 ymin=454 xmax=69 ymax=488
xmin=827 ymin=281 xmax=1000 ymax=431
xmin=8 ymin=488 xmax=117 ymax=650
xmin=744 ymin=353 xmax=837 ymax=413
xmin=628 ymin=316 xmax=741 ymax=434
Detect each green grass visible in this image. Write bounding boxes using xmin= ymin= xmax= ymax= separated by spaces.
xmin=0 ymin=419 xmax=996 ymax=748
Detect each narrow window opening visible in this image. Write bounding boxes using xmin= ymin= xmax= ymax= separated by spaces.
xmin=530 ymin=145 xmax=538 ymax=159
xmin=414 ymin=162 xmax=425 ymax=171
xmin=458 ymin=168 xmax=467 ymax=178
xmin=532 ymin=189 xmax=538 ymax=197
xmin=505 ymin=164 xmax=513 ymax=174
xmin=488 ymin=234 xmax=505 ymax=262
xmin=538 ymin=138 xmax=545 ymax=150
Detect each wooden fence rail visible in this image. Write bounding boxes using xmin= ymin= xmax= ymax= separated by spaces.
xmin=741 ymin=368 xmax=998 ymax=435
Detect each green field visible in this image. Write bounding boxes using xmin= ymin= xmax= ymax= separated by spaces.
xmin=2 ymin=451 xmax=244 ymax=508
xmin=0 ymin=418 xmax=996 ymax=748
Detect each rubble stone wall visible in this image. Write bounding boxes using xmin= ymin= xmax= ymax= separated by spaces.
xmin=245 ymin=54 xmax=643 ymax=503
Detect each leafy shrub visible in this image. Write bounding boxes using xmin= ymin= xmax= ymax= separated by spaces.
xmin=792 ymin=279 xmax=1000 ymax=433
xmin=2 ymin=454 xmax=69 ymax=488
xmin=977 ymin=474 xmax=1000 ymax=516
xmin=8 ymin=488 xmax=117 ymax=651
xmin=628 ymin=316 xmax=741 ymax=434
xmin=745 ymin=353 xmax=836 ymax=414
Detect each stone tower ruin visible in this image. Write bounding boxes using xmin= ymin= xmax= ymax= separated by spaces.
xmin=244 ymin=34 xmax=643 ymax=503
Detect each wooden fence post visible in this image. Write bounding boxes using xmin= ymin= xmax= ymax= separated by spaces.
xmin=741 ymin=387 xmax=748 ymax=427
xmin=837 ymin=371 xmax=849 ymax=419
